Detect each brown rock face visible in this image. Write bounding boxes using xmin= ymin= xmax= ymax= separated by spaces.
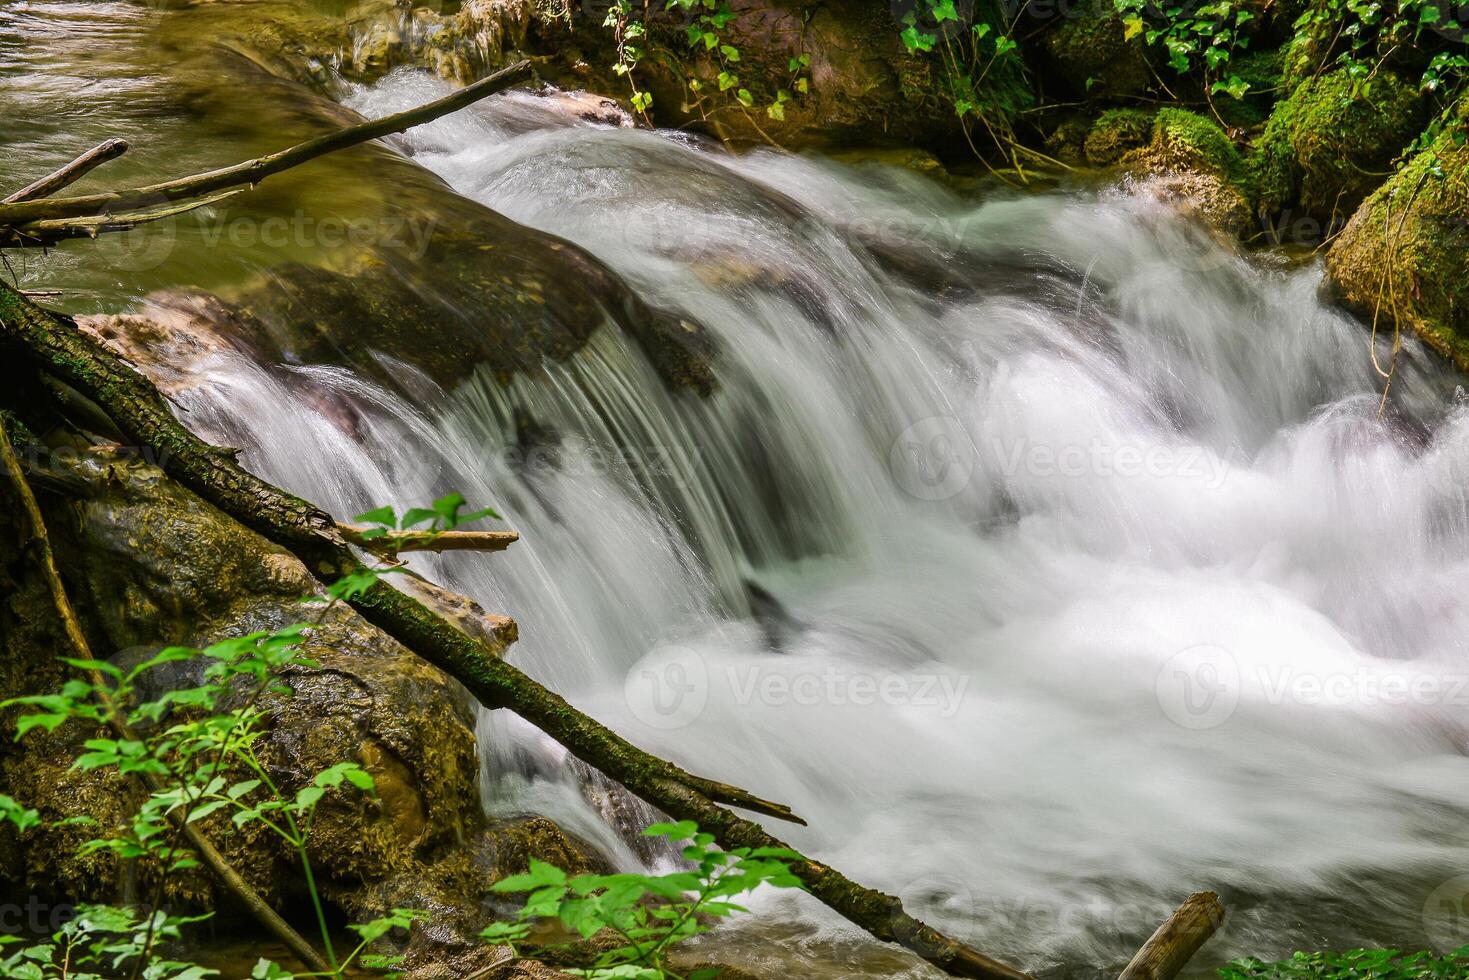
xmin=0 ymin=445 xmax=606 ymax=947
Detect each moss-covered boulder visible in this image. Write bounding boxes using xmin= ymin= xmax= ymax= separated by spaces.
xmin=1326 ymin=110 xmax=1469 ymax=371
xmin=1124 ymin=107 xmax=1254 ymax=234
xmin=1084 ymin=107 xmax=1154 ymax=165
xmin=1249 ymin=69 xmax=1425 ymax=222
xmin=1041 ymin=0 xmax=1153 ymax=98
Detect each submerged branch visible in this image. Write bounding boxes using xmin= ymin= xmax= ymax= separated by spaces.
xmin=3 ymin=138 xmax=129 ymax=204
xmin=6 ymin=189 xmax=247 ymax=248
xmin=0 ymin=281 xmax=1034 ymax=980
xmin=0 ymin=61 xmax=533 ymax=232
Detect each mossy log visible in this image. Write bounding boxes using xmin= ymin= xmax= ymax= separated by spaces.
xmin=0 ymin=281 xmax=1033 ymax=980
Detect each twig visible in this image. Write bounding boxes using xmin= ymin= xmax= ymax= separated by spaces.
xmin=338 ymin=523 xmax=521 ymax=556
xmin=0 ymin=60 xmax=534 ymax=229
xmin=1118 ymin=892 xmax=1226 ymax=980
xmin=3 ymin=139 xmax=129 ymax=204
xmin=5 ymin=189 xmax=247 ymax=249
xmin=0 ymin=415 xmax=332 ymax=976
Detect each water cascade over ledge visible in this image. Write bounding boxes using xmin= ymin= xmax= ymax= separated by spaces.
xmin=159 ymin=70 xmax=1469 ymax=979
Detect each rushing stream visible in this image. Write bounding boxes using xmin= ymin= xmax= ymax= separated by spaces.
xmin=7 ymin=7 xmax=1469 ymax=975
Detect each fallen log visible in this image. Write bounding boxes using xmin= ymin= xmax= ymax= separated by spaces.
xmin=3 ymin=138 xmax=129 ymax=204
xmin=0 ymin=280 xmax=1034 ymax=980
xmin=0 ymin=60 xmax=533 ymax=237
xmin=1118 ymin=892 xmax=1226 ymax=980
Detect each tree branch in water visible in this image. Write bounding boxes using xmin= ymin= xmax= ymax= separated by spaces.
xmin=0 ymin=59 xmax=534 ymax=240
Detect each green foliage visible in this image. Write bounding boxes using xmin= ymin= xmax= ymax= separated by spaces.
xmin=0 ymin=495 xmax=496 ymax=978
xmin=598 ymin=0 xmax=810 ymax=123
xmin=894 ymin=0 xmax=1034 ymax=154
xmin=1114 ymin=0 xmax=1257 ymax=95
xmin=354 ymin=491 xmax=502 ymax=539
xmin=481 ymin=821 xmax=805 ymax=980
xmin=1220 ymin=946 xmax=1469 ymax=978
xmin=1113 ymin=0 xmax=1469 ymax=107
xmin=0 ymin=905 xmax=216 ymax=980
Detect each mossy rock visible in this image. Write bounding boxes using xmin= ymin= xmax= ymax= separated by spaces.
xmin=1084 ymin=107 xmax=1155 ymax=165
xmin=1124 ymin=107 xmax=1254 ymax=234
xmin=1249 ymin=69 xmax=1426 ymax=222
xmin=1044 ymin=114 xmax=1094 ymax=164
xmin=1041 ymin=0 xmax=1153 ymax=98
xmin=1326 ymin=110 xmax=1469 ymax=371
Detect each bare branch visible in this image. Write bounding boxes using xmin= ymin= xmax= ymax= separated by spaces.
xmin=3 ymin=139 xmax=129 ymax=204
xmin=339 ymin=523 xmax=521 ymax=556
xmin=0 ymin=61 xmax=533 ymax=230
xmin=4 ymin=189 xmax=246 ymax=248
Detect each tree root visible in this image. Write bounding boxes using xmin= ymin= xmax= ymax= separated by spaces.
xmin=0 ymin=281 xmax=1034 ymax=980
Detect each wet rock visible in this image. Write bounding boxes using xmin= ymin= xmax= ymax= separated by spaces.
xmin=1124 ymin=108 xmax=1254 ymax=236
xmin=1084 ymin=107 xmax=1154 ymax=165
xmin=1044 ymin=114 xmax=1094 ymax=166
xmin=1326 ymin=105 xmax=1469 ymax=372
xmin=82 ymin=49 xmax=718 ymax=398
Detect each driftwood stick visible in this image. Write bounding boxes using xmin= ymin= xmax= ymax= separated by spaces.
xmin=0 ymin=282 xmax=1034 ymax=980
xmin=339 ymin=523 xmax=521 ymax=556
xmin=8 ymin=189 xmax=246 ymax=248
xmin=0 ymin=61 xmax=533 ymax=230
xmin=0 ymin=416 xmax=333 ymax=975
xmin=3 ymin=139 xmax=129 ymax=204
xmin=1118 ymin=892 xmax=1226 ymax=980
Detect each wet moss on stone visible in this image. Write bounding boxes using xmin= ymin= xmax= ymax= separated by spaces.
xmin=1084 ymin=108 xmax=1155 ymax=165
xmin=1327 ymin=107 xmax=1469 ymax=371
xmin=1249 ymin=69 xmax=1425 ymax=221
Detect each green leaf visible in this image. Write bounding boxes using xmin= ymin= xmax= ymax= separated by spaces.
xmin=354 ymin=505 xmax=397 ymax=528
xmin=492 ymin=859 xmax=568 ymax=893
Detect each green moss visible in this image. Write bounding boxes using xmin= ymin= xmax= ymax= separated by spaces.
xmin=1151 ymin=108 xmax=1252 ymax=187
xmin=1084 ymin=108 xmax=1155 ymax=165
xmin=1327 ymin=105 xmax=1469 ymax=370
xmin=1248 ymin=69 xmax=1425 ymax=219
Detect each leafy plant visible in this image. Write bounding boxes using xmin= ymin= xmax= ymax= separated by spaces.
xmin=0 ymin=495 xmax=499 ymax=978
xmin=1220 ymin=946 xmax=1469 ymax=978
xmin=353 ymin=491 xmax=501 ymax=540
xmin=480 ymin=821 xmax=805 ymax=980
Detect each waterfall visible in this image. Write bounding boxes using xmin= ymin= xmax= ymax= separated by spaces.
xmin=169 ymin=69 xmax=1469 ymax=977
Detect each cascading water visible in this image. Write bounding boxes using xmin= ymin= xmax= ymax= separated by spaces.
xmin=167 ymin=70 xmax=1469 ymax=977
